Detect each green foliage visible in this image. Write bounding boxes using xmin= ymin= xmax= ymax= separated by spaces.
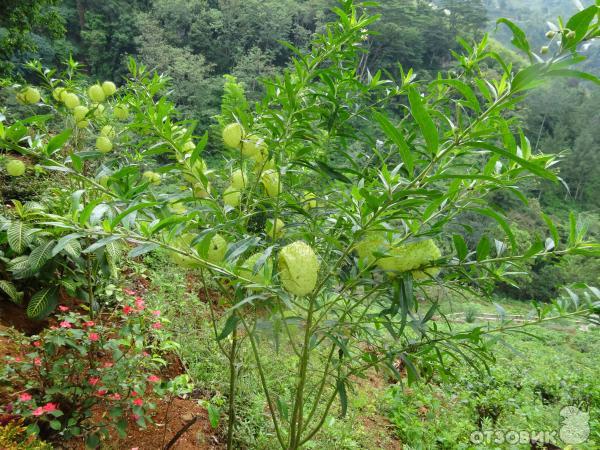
xmin=0 ymin=420 xmax=52 ymax=450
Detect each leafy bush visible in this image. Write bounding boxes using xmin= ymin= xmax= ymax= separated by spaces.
xmin=0 ymin=420 xmax=51 ymax=450
xmin=0 ymin=293 xmax=189 ymax=447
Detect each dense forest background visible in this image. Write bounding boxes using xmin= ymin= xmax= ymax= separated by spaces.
xmin=2 ymin=0 xmax=599 ymax=300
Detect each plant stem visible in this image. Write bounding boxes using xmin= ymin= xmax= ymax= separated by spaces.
xmin=226 ymin=325 xmax=238 ymax=450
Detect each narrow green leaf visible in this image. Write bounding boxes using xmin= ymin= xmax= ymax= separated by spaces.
xmin=336 ymin=379 xmax=348 ymax=418
xmin=217 ymin=314 xmax=239 ymax=341
xmin=408 ymin=87 xmax=438 ymax=154
xmin=373 ymin=111 xmax=414 ymax=176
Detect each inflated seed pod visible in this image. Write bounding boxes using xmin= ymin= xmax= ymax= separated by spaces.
xmin=278 ymin=241 xmax=320 ymax=296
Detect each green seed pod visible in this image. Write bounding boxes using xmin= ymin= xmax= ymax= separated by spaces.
xmin=143 ymin=171 xmax=161 ymax=185
xmin=545 ymin=30 xmax=557 ymax=39
xmin=76 ymin=120 xmax=89 ymax=129
xmin=193 ymin=181 xmax=211 ymax=198
xmin=303 ymin=192 xmax=318 ymax=209
xmin=266 ymin=218 xmax=284 ymax=239
xmin=376 ymin=239 xmax=441 ymax=275
xmin=242 ymin=134 xmax=267 ymax=159
xmin=354 ymin=233 xmax=387 ymax=266
xmin=100 ymin=125 xmax=116 ymax=138
xmin=6 ymin=159 xmax=26 ymax=177
xmin=96 ymin=136 xmax=113 ymax=153
xmin=223 ymin=123 xmax=243 ymax=148
xmin=23 ymin=87 xmax=41 ymax=104
xmin=63 ymin=93 xmax=80 ymax=110
xmin=239 ymin=253 xmax=272 ymax=286
xmin=53 ymin=87 xmax=66 ymax=102
xmin=92 ymin=103 xmax=105 ymax=117
xmin=540 ymin=46 xmax=549 ymax=55
xmin=278 ymin=241 xmax=319 ymax=296
xmin=170 ymin=233 xmax=199 ymax=268
xmin=88 ymin=84 xmax=106 ymax=103
xmin=223 ymin=185 xmax=241 ymax=207
xmin=73 ymin=105 xmax=89 ymax=122
xmin=207 ymin=234 xmax=228 ymax=264
xmin=183 ymin=140 xmax=195 ymax=153
xmin=101 ymin=81 xmax=117 ymax=96
xmin=260 ymin=169 xmax=280 ymax=198
xmin=231 ymin=169 xmax=247 ymax=189
xmin=566 ymin=30 xmax=576 ymax=39
xmin=113 ymin=104 xmax=129 ymax=121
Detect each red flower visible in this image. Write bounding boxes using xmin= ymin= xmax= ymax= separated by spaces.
xmin=19 ymin=393 xmax=32 ymax=402
xmin=89 ymin=333 xmax=100 ymax=342
xmin=59 ymin=321 xmax=72 ymax=328
xmin=32 ymin=341 xmax=41 ymax=347
xmin=14 ymin=356 xmax=22 ymax=363
xmin=123 ymin=305 xmax=134 ymax=315
xmin=147 ymin=375 xmax=160 ymax=383
xmin=151 ymin=310 xmax=161 ymax=316
xmin=43 ymin=403 xmax=58 ymax=412
xmin=34 ymin=357 xmax=42 ymax=367
xmin=133 ymin=398 xmax=143 ymax=406
xmin=96 ymin=389 xmax=107 ymax=396
xmin=123 ymin=288 xmax=136 ymax=296
xmin=131 ymin=415 xmax=140 ymax=421
xmin=131 ymin=391 xmax=138 ymax=397
xmin=32 ymin=406 xmax=44 ymax=416
xmin=151 ymin=322 xmax=162 ymax=330
xmin=82 ymin=321 xmax=95 ymax=328
xmin=58 ymin=305 xmax=69 ymax=312
xmin=89 ymin=377 xmax=100 ymax=386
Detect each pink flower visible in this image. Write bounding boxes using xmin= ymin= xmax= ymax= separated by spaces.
xmin=151 ymin=310 xmax=161 ymax=317
xmin=58 ymin=305 xmax=69 ymax=312
xmin=32 ymin=406 xmax=44 ymax=416
xmin=82 ymin=321 xmax=95 ymax=328
xmin=34 ymin=357 xmax=42 ymax=367
xmin=131 ymin=415 xmax=140 ymax=421
xmin=123 ymin=288 xmax=136 ymax=296
xmin=147 ymin=375 xmax=160 ymax=383
xmin=131 ymin=391 xmax=138 ymax=397
xmin=59 ymin=321 xmax=72 ymax=328
xmin=96 ymin=389 xmax=107 ymax=396
xmin=19 ymin=393 xmax=32 ymax=402
xmin=135 ymin=297 xmax=145 ymax=310
xmin=110 ymin=393 xmax=121 ymax=400
xmin=102 ymin=362 xmax=114 ymax=368
xmin=133 ymin=398 xmax=143 ymax=406
xmin=43 ymin=403 xmax=58 ymax=412
xmin=88 ymin=377 xmax=100 ymax=386
xmin=14 ymin=356 xmax=22 ymax=363
xmin=131 ymin=447 xmax=140 ymax=450
xmin=142 ymin=352 xmax=150 ymax=357
xmin=89 ymin=333 xmax=100 ymax=342
xmin=151 ymin=322 xmax=162 ymax=330
xmin=32 ymin=341 xmax=41 ymax=347
xmin=123 ymin=305 xmax=134 ymax=315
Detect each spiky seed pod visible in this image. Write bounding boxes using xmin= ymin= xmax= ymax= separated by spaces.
xmin=73 ymin=105 xmax=89 ymax=122
xmin=266 ymin=218 xmax=284 ymax=239
xmin=170 ymin=233 xmax=199 ymax=268
xmin=92 ymin=103 xmax=105 ymax=117
xmin=23 ymin=87 xmax=41 ymax=104
xmin=260 ymin=169 xmax=280 ymax=198
xmin=101 ymin=81 xmax=117 ymax=96
xmin=183 ymin=140 xmax=195 ymax=153
xmin=231 ymin=169 xmax=246 ymax=189
xmin=223 ymin=185 xmax=241 ymax=207
xmin=100 ymin=125 xmax=116 ymax=138
xmin=143 ymin=171 xmax=161 ymax=185
xmin=376 ymin=239 xmax=441 ymax=276
xmin=96 ymin=136 xmax=113 ymax=153
xmin=6 ymin=159 xmax=26 ymax=176
xmin=63 ymin=93 xmax=80 ymax=109
xmin=354 ymin=233 xmax=387 ymax=266
xmin=278 ymin=241 xmax=320 ymax=296
xmin=53 ymin=87 xmax=66 ymax=102
xmin=207 ymin=234 xmax=228 ymax=264
xmin=303 ymin=192 xmax=318 ymax=209
xmin=76 ymin=120 xmax=89 ymax=129
xmin=88 ymin=84 xmax=106 ymax=103
xmin=113 ymin=104 xmax=129 ymax=120
xmin=242 ymin=134 xmax=267 ymax=159
xmin=222 ymin=123 xmax=243 ymax=148
xmin=239 ymin=253 xmax=272 ymax=285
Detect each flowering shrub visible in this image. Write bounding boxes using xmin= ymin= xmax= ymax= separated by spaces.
xmin=0 ymin=292 xmax=187 ymax=447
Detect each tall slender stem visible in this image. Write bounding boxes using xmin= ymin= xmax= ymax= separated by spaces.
xmin=226 ymin=325 xmax=238 ymax=450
